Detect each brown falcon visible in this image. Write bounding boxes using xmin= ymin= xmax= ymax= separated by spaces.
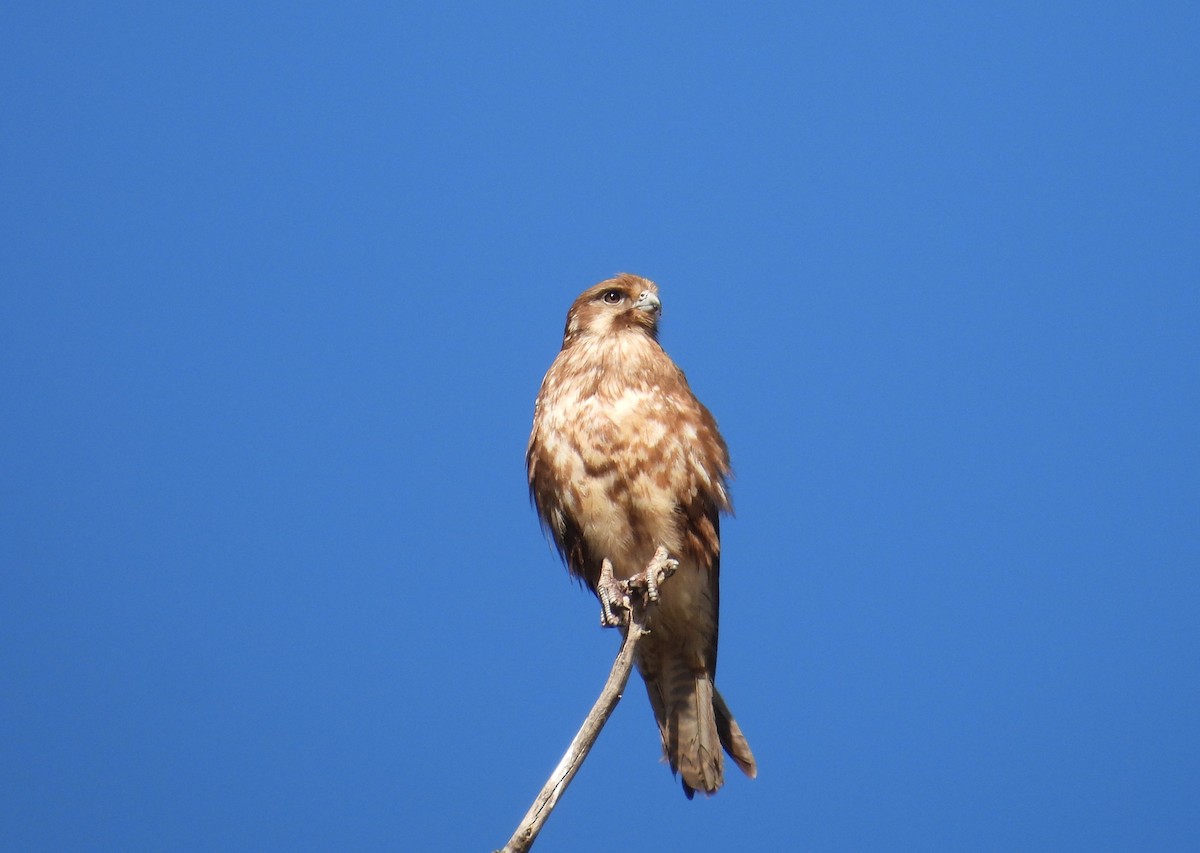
xmin=526 ymin=273 xmax=756 ymax=797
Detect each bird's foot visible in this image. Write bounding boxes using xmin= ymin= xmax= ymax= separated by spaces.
xmin=642 ymin=546 xmax=669 ymax=603
xmin=597 ymin=558 xmax=628 ymax=627
xmin=596 ymin=547 xmax=678 ymax=628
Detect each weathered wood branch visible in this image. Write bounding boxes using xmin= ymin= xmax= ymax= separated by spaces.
xmin=496 ymin=547 xmax=678 ymax=853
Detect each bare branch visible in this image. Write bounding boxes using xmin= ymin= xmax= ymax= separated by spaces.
xmin=497 ymin=547 xmax=678 ymax=853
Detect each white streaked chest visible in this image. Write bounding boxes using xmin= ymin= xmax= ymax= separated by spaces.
xmin=533 ymin=339 xmax=703 ymax=572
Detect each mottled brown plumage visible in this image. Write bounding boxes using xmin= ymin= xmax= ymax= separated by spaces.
xmin=527 ymin=273 xmax=756 ymax=797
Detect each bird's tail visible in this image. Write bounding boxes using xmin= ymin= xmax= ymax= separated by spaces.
xmin=642 ymin=654 xmax=757 ymax=798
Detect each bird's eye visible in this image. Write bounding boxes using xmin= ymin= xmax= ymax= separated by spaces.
xmin=602 ymin=290 xmax=623 ymax=305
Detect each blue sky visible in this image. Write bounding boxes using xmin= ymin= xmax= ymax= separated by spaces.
xmin=3 ymin=3 xmax=1197 ymax=850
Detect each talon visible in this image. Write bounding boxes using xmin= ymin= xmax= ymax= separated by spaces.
xmin=597 ymin=558 xmax=626 ymax=627
xmin=645 ymin=562 xmax=660 ymax=603
xmin=642 ymin=546 xmax=677 ymax=605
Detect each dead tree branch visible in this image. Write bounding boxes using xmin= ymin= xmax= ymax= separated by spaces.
xmin=496 ymin=546 xmax=678 ymax=853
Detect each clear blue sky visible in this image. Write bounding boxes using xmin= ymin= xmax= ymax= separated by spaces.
xmin=3 ymin=3 xmax=1197 ymax=850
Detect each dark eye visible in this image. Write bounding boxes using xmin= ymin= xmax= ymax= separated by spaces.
xmin=602 ymin=290 xmax=623 ymax=305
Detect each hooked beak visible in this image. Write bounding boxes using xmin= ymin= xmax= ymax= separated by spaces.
xmin=632 ymin=290 xmax=661 ymax=315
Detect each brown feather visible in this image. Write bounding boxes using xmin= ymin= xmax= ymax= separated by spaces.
xmin=527 ymin=273 xmax=755 ymax=796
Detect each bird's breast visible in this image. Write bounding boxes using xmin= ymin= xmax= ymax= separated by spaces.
xmin=538 ymin=380 xmax=698 ymax=578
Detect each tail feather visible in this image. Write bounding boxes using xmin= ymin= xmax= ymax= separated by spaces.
xmin=675 ymin=672 xmax=722 ymax=798
xmin=642 ymin=654 xmax=756 ymax=797
xmin=714 ymin=687 xmax=757 ymax=779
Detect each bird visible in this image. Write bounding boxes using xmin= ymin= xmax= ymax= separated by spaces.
xmin=526 ymin=273 xmax=756 ymax=798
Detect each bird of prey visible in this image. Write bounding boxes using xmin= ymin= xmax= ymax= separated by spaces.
xmin=526 ymin=273 xmax=756 ymax=798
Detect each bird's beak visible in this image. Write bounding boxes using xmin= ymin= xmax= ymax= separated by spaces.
xmin=633 ymin=290 xmax=662 ymax=315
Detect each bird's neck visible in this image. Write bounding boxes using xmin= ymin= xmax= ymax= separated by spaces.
xmin=560 ymin=331 xmax=671 ymax=397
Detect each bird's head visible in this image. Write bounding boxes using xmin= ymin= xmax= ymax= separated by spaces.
xmin=562 ymin=273 xmax=661 ymax=345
